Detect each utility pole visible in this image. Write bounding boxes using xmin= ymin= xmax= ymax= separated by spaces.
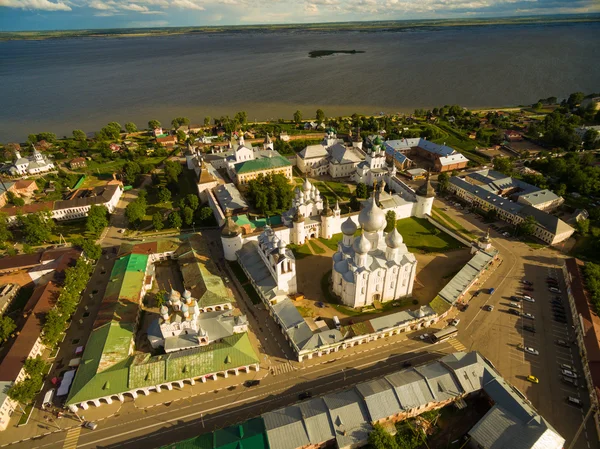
xmin=567 ymin=405 xmax=596 ymax=449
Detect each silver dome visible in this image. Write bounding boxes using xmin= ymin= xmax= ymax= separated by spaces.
xmin=385 ymin=228 xmax=403 ymax=248
xmin=353 ymin=233 xmax=372 ymax=254
xmin=341 ymin=216 xmax=357 ymax=235
xmin=358 ymin=196 xmax=386 ymax=232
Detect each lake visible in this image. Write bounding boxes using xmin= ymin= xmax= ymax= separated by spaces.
xmin=0 ymin=21 xmax=599 ymax=142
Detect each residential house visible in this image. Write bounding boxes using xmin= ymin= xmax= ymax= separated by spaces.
xmin=157 ymin=135 xmax=177 ymax=148
xmin=69 ymin=157 xmax=87 ymax=169
xmin=504 ymin=130 xmax=523 ymax=141
xmin=384 ymin=138 xmax=469 ymax=173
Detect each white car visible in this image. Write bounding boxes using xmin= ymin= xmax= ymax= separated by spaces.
xmin=562 ymin=369 xmax=578 ymax=379
xmin=510 ymin=302 xmax=521 ymax=309
xmin=560 ymin=364 xmax=575 ymax=371
xmin=522 ymin=296 xmax=535 ymax=303
xmin=451 ymin=319 xmax=460 ymax=326
xmin=524 ymin=347 xmax=539 ymax=356
xmin=523 ymin=313 xmax=535 ymax=320
xmin=549 ymin=287 xmax=562 ymax=293
xmin=419 ymin=333 xmax=429 ymax=341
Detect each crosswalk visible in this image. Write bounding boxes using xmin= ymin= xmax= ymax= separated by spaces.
xmin=271 ymin=362 xmax=295 ymax=375
xmin=448 ymin=338 xmax=467 ymax=352
xmin=62 ymin=426 xmax=81 ymax=449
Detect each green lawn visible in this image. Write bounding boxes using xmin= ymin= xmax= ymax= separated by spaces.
xmin=308 ymin=240 xmax=326 ymax=254
xmin=324 ymin=181 xmax=354 ymax=201
xmin=288 ymin=242 xmax=313 ymax=259
xmin=318 ymin=233 xmax=343 ymax=251
xmin=396 ymin=217 xmax=464 ymax=253
xmin=296 ymin=305 xmax=314 ymax=317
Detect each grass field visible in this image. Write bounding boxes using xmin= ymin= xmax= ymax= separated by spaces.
xmin=308 ymin=240 xmax=326 ymax=254
xmin=318 ymin=233 xmax=343 ymax=251
xmin=396 ymin=216 xmax=464 ymax=253
xmin=288 ymin=242 xmax=313 ymax=259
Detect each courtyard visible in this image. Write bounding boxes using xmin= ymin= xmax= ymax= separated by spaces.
xmin=291 ymin=217 xmax=471 ymax=328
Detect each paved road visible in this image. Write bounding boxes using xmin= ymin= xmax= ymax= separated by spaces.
xmin=436 ymin=197 xmax=598 ymax=449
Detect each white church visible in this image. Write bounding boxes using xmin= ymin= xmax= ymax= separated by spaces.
xmin=8 ymin=147 xmax=55 ymax=176
xmin=331 ymin=196 xmax=417 ymax=308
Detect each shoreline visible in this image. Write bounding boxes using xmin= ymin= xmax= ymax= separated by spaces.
xmin=1 ymin=15 xmax=599 ymax=42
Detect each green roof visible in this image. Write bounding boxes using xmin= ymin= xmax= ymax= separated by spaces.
xmin=429 ymin=295 xmax=452 ymax=315
xmin=233 ymin=214 xmax=282 ymax=230
xmin=66 ymin=333 xmax=259 ymax=406
xmin=234 ymin=154 xmax=291 ymax=175
xmin=159 ymin=418 xmax=269 ymax=449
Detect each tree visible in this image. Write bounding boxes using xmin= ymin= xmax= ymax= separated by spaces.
xmin=0 ymin=316 xmax=16 ymax=342
xmin=152 ymin=212 xmax=164 ymax=231
xmin=19 ymin=212 xmax=54 ymax=245
xmin=125 ymin=122 xmax=138 ymax=133
xmin=356 ymin=183 xmax=368 ymax=198
xmin=234 ymin=111 xmax=248 ymax=125
xmin=437 ymin=172 xmax=449 ymax=193
xmin=576 ymin=219 xmax=590 ymax=235
xmin=86 ymin=205 xmax=108 ymax=236
xmin=316 ymin=109 xmax=325 ymax=122
xmin=72 ymin=129 xmax=87 ymax=141
xmin=384 ymin=210 xmax=396 ymax=233
xmin=148 ymin=119 xmax=161 ymax=130
xmin=583 ymin=129 xmax=599 ymax=151
xmin=125 ymin=198 xmax=147 ymax=228
xmin=293 ymin=110 xmax=302 ymax=124
xmin=568 ymin=92 xmax=585 ymax=108
xmin=79 ymin=239 xmax=102 ymax=260
xmin=518 ymin=215 xmax=537 ymax=236
xmin=122 ymin=161 xmax=142 ymax=185
xmin=171 ymin=117 xmax=190 ymax=129
xmin=349 ymin=195 xmax=361 ymax=211
xmin=533 ymin=102 xmax=543 ymax=110
xmin=555 ymin=183 xmax=567 ymax=197
xmin=177 ymin=130 xmax=187 ymax=142
xmin=24 ymin=356 xmax=48 ymax=377
xmin=368 ymin=424 xmax=399 ymax=449
xmin=493 ymin=157 xmax=513 ymax=175
xmin=182 ymin=207 xmax=194 ymax=226
xmin=158 ymin=187 xmax=172 ymax=203
xmin=246 ymin=174 xmax=293 ymax=215
xmin=7 ymin=356 xmax=48 ymax=404
xmin=0 ymin=213 xmax=12 ymax=244
xmin=186 ymin=194 xmax=199 ymax=211
xmin=204 ymin=117 xmax=211 ymax=127
xmin=6 ymin=191 xmax=24 ymax=207
xmin=198 ymin=206 xmax=213 ymax=222
xmin=164 ymin=161 xmax=182 ymax=185
xmin=169 ymin=211 xmax=182 ymax=229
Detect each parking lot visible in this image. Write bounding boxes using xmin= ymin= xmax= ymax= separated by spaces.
xmin=435 ymin=197 xmax=598 ymax=449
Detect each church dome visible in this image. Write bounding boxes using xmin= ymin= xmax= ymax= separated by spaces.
xmin=302 ymin=178 xmax=312 ymax=192
xmin=222 ymin=216 xmax=242 ymax=237
xmin=169 ymin=288 xmax=181 ymax=303
xmin=183 ymin=288 xmax=192 ymax=300
xmin=159 ymin=305 xmax=169 ymax=316
xmin=353 ymin=233 xmax=372 ymax=254
xmin=181 ymin=303 xmax=189 ymax=314
xmin=358 ymin=196 xmax=386 ymax=232
xmin=341 ymin=216 xmax=357 ymax=235
xmin=385 ymin=228 xmax=403 ymax=248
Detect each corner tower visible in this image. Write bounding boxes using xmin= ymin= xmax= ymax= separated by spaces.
xmin=415 ymin=171 xmax=435 ymax=218
xmin=221 ymin=214 xmax=243 ymax=261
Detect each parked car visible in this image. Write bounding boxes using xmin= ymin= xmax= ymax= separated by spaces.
xmin=502 ymin=232 xmax=510 ymax=237
xmin=462 ymin=304 xmax=469 ymax=311
xmin=523 ymin=313 xmax=535 ymax=320
xmin=522 ymin=296 xmax=535 ymax=303
xmin=549 ymin=287 xmax=562 ymax=293
xmin=561 ymin=364 xmax=575 ymax=371
xmin=524 ymin=347 xmax=539 ymax=356
xmin=244 ymin=380 xmax=260 ymax=387
xmin=298 ymin=391 xmax=312 ymax=400
xmin=523 ymin=325 xmax=536 ymax=333
xmin=567 ymin=396 xmax=583 ymax=408
xmin=562 ymin=369 xmax=578 ymax=379
xmin=509 ymin=308 xmax=521 ymax=316
xmin=419 ymin=333 xmax=430 ymax=341
xmin=555 ymin=339 xmax=570 ymax=348
xmin=511 ymin=296 xmax=522 ymax=301
xmin=554 ymin=317 xmax=568 ymax=324
xmin=403 ymin=361 xmax=412 ymax=368
xmin=562 ymin=376 xmax=579 ymax=387
xmin=547 ymin=276 xmax=557 ymax=282
xmin=510 ymin=302 xmax=521 ymax=309
xmin=488 ymin=288 xmax=495 ymax=294
xmin=486 ymin=305 xmax=494 ymax=311
xmin=451 ymin=319 xmax=460 ymax=326
xmin=526 ymin=375 xmax=539 ymax=384
xmin=521 ymin=280 xmax=533 ymax=286
xmin=83 ymin=421 xmax=98 ymax=431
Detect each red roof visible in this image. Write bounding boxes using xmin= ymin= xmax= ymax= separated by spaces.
xmin=1 ymin=201 xmax=54 ymax=217
xmin=566 ymin=258 xmax=600 ymax=401
xmin=13 ymin=179 xmax=37 ymax=190
xmin=0 ymin=282 xmax=61 ymax=381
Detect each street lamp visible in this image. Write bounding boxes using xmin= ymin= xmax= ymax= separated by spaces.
xmin=192 ymin=221 xmax=196 ymax=233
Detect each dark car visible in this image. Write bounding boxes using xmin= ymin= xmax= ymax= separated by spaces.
xmin=547 ymin=276 xmax=557 ymax=282
xmin=298 ymin=391 xmax=312 ymax=400
xmin=555 ymin=339 xmax=570 ymax=348
xmin=523 ymin=287 xmax=534 ymax=292
xmin=244 ymin=380 xmax=260 ymax=387
xmin=521 ymin=280 xmax=533 ymax=286
xmin=554 ymin=317 xmax=567 ymax=324
xmin=511 ymin=296 xmax=522 ymax=301
xmin=403 ymin=361 xmax=412 ymax=368
xmin=523 ymin=325 xmax=536 ymax=333
xmin=462 ymin=304 xmax=469 ymax=311
xmin=562 ymin=376 xmax=579 ymax=387
xmin=509 ymin=308 xmax=521 ymax=316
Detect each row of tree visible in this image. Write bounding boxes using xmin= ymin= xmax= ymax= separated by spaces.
xmin=246 ymin=174 xmax=294 ymax=215
xmin=7 ymin=357 xmax=49 ymax=405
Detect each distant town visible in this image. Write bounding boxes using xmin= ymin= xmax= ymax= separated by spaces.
xmin=0 ymin=92 xmax=599 ymax=449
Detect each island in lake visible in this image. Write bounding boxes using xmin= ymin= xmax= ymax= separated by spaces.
xmin=308 ymin=50 xmax=365 ymax=58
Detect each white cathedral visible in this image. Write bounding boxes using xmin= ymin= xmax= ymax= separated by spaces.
xmin=332 ymin=196 xmax=417 ymax=308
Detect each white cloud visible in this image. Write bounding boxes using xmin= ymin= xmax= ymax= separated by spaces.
xmin=0 ymin=0 xmax=71 ymax=10
xmin=120 ymin=3 xmax=149 ymax=11
xmin=171 ymin=0 xmax=205 ymax=9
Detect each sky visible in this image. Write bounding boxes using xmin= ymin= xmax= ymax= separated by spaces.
xmin=0 ymin=0 xmax=598 ymax=31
